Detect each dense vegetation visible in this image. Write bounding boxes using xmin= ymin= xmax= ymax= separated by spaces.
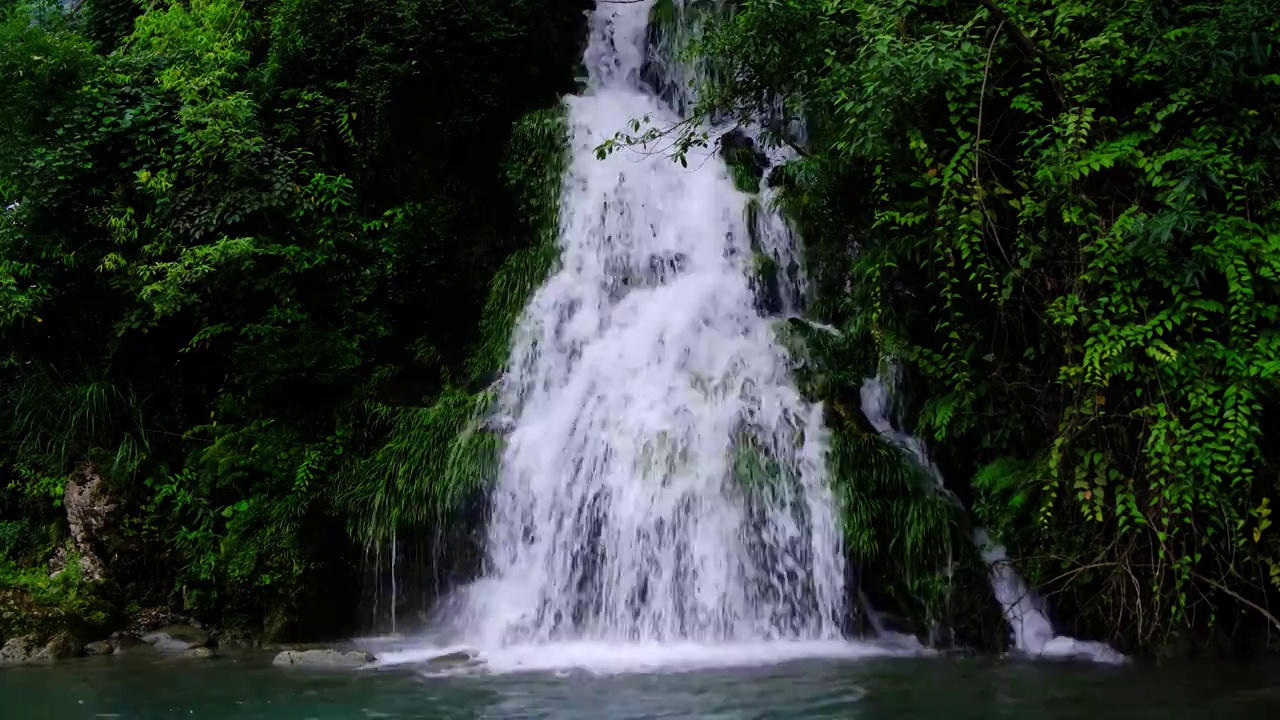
xmin=686 ymin=0 xmax=1280 ymax=655
xmin=3 ymin=0 xmax=1278 ymax=660
xmin=1 ymin=0 xmax=584 ymax=641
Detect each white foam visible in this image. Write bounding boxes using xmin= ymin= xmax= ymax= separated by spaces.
xmin=374 ymin=640 xmax=921 ymax=676
xmin=445 ymin=0 xmax=847 ymax=647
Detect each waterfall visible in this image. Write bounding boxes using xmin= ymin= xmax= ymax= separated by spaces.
xmin=860 ymin=367 xmax=1125 ymax=663
xmin=345 ymin=2 xmax=931 ymax=673
xmin=447 ymin=0 xmax=846 ymax=648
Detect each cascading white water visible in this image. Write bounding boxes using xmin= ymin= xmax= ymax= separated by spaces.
xmin=420 ymin=0 xmax=861 ymax=658
xmin=859 ymin=367 xmax=1125 ymax=664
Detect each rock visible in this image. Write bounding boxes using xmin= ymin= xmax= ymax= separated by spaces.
xmin=49 ymin=464 xmax=117 ymax=582
xmin=180 ymin=647 xmax=215 ymax=659
xmin=142 ymin=623 xmax=210 ymax=654
xmin=38 ymin=631 xmax=83 ymax=660
xmin=272 ymin=649 xmax=376 ymax=668
xmin=427 ymin=649 xmax=480 ymax=670
xmin=109 ymin=631 xmax=147 ymax=653
xmin=212 ymin=627 xmax=260 ymax=651
xmin=0 ymin=636 xmax=42 ymax=665
xmin=262 ymin=601 xmax=294 ymax=645
xmin=84 ymin=640 xmax=114 ymax=656
xmin=129 ymin=606 xmax=177 ymax=634
xmin=0 ymin=632 xmax=82 ymax=664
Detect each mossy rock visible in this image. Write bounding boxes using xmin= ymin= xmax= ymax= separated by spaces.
xmin=0 ymin=588 xmax=69 ymax=640
xmin=0 ymin=583 xmax=120 ymax=643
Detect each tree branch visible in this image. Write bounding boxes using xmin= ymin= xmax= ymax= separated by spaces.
xmin=1192 ymin=571 xmax=1280 ymax=634
xmin=977 ymin=0 xmax=1039 ymax=61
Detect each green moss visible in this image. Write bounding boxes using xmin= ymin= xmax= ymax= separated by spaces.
xmin=0 ymin=558 xmax=117 ymax=640
xmin=729 ymin=157 xmax=761 ymax=193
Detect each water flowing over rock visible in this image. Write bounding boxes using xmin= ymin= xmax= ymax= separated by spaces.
xmin=440 ymin=0 xmax=847 ymax=650
xmin=141 ymin=624 xmax=211 ymax=654
xmin=860 ymin=368 xmax=1125 ymax=663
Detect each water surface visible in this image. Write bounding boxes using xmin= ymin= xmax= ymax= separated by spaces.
xmin=3 ymin=653 xmax=1279 ymax=719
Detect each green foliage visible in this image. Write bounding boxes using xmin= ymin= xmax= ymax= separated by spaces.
xmin=699 ymin=0 xmax=1280 ymax=651
xmin=339 ymin=389 xmax=500 ymax=544
xmin=2 ymin=372 xmax=150 ymax=502
xmin=467 ymin=106 xmax=568 ymax=382
xmin=0 ymin=556 xmax=116 ymax=635
xmin=0 ymin=0 xmax=585 ymax=630
xmin=830 ymin=428 xmax=960 ymax=620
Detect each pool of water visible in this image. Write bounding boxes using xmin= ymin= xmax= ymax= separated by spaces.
xmin=3 ymin=649 xmax=1279 ymax=719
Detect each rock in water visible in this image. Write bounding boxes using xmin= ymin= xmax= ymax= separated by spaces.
xmin=38 ymin=631 xmax=83 ymax=660
xmin=142 ymin=624 xmax=210 ymax=653
xmin=0 ymin=636 xmax=42 ymax=665
xmin=109 ymin=631 xmax=148 ymax=654
xmin=84 ymin=640 xmax=114 ymax=656
xmin=427 ymin=650 xmax=481 ymax=671
xmin=0 ymin=632 xmax=83 ymax=664
xmin=272 ymin=649 xmax=375 ymax=668
xmin=181 ymin=647 xmax=215 ymax=659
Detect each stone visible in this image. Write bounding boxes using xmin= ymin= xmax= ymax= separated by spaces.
xmin=109 ymin=631 xmax=147 ymax=653
xmin=0 ymin=632 xmax=82 ymax=664
xmin=271 ymin=649 xmax=376 ymax=668
xmin=180 ymin=647 xmax=215 ymax=659
xmin=427 ymin=649 xmax=480 ymax=670
xmin=84 ymin=640 xmax=114 ymax=656
xmin=212 ymin=627 xmax=260 ymax=651
xmin=37 ymin=631 xmax=83 ymax=661
xmin=142 ymin=623 xmax=210 ymax=654
xmin=49 ymin=464 xmax=117 ymax=582
xmin=0 ymin=636 xmax=42 ymax=665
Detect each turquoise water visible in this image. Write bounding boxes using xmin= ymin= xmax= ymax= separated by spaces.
xmin=3 ymin=652 xmax=1280 ymax=719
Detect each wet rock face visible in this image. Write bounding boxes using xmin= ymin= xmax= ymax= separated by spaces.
xmin=49 ymin=464 xmax=118 ymax=582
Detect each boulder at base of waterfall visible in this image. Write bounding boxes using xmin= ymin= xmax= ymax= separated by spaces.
xmin=272 ymin=649 xmax=375 ymax=668
xmin=180 ymin=646 xmax=215 ymax=659
xmin=427 ymin=649 xmax=481 ymax=671
xmin=141 ymin=624 xmax=210 ymax=654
